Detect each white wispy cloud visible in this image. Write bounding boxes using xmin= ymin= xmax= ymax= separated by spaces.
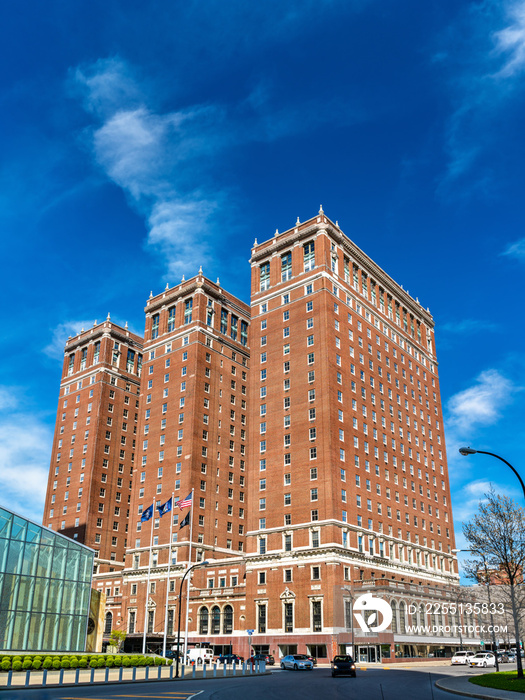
xmin=446 ymin=368 xmax=515 ymax=435
xmin=437 ymin=0 xmax=525 ymax=195
xmin=501 ymin=237 xmax=525 ymax=260
xmin=0 ymin=393 xmax=52 ymax=521
xmin=71 ymin=56 xmax=364 ymax=282
xmin=492 ymin=0 xmax=525 ymax=78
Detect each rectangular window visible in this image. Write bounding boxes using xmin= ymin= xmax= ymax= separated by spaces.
xmin=260 ymin=261 xmax=270 ymax=291
xmin=281 ymin=251 xmax=292 ymax=281
xmin=304 ymin=241 xmax=315 ymax=271
xmin=184 ymin=298 xmax=193 ymax=324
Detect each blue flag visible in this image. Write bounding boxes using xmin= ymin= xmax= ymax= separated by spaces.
xmin=157 ymin=497 xmax=172 ymax=517
xmin=141 ymin=504 xmax=154 ymax=522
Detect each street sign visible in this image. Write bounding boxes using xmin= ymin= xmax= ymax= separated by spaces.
xmin=247 ymin=629 xmax=254 ymax=636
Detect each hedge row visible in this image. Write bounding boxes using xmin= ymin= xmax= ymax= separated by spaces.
xmin=0 ymin=655 xmax=173 ymax=672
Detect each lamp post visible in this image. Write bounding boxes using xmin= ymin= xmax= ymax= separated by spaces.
xmin=459 ymin=448 xmax=525 ymax=501
xmin=175 ymin=560 xmax=209 ymax=678
xmin=453 ymin=548 xmax=499 ymax=673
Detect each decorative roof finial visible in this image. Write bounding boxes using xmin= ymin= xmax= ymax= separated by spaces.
xmin=165 ymin=283 xmax=169 ymax=290
xmin=336 ymin=221 xmax=339 ymax=227
xmin=106 ymin=312 xmax=111 ymax=320
xmin=149 ymin=291 xmax=153 ymax=299
xmin=181 ymin=274 xmax=185 ymax=282
xmin=93 ymin=320 xmax=97 ymax=326
xmin=125 ymin=321 xmax=128 ymax=329
xmin=275 ymin=228 xmax=279 ymax=236
xmin=296 ymin=217 xmax=300 ymax=225
xmin=199 ymin=265 xmax=203 ymax=275
xmin=319 ymin=204 xmax=324 ymax=214
xmin=253 ymin=238 xmax=258 ymax=246
xmin=217 ymin=277 xmax=220 ymax=285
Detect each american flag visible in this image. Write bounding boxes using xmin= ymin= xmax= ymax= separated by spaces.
xmin=177 ymin=492 xmax=192 ymax=510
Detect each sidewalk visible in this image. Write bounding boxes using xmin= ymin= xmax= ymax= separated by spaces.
xmin=0 ymin=664 xmax=269 ymax=691
xmin=435 ymin=675 xmax=525 ymax=700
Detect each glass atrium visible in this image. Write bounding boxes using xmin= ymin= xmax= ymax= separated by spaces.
xmin=0 ymin=506 xmax=94 ymax=651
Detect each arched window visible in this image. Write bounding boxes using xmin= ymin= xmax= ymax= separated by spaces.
xmin=211 ymin=606 xmax=221 ymax=634
xmin=391 ymin=601 xmax=398 ymax=634
xmin=399 ymin=601 xmax=406 ymax=634
xmin=199 ymin=607 xmax=209 ymax=635
xmin=104 ymin=612 xmax=112 ymax=634
xmin=223 ymin=605 xmax=233 ymax=634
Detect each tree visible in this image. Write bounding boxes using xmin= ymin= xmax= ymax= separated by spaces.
xmin=109 ymin=630 xmax=127 ymax=653
xmin=463 ymin=489 xmax=525 ymax=679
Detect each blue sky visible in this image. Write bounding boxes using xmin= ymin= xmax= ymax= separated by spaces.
xmin=1 ymin=1 xmax=524 ymax=572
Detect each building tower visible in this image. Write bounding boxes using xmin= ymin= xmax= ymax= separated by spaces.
xmin=245 ymin=209 xmax=457 ymax=661
xmin=43 ymin=317 xmax=143 ymax=574
xmin=118 ymin=273 xmax=251 ymax=652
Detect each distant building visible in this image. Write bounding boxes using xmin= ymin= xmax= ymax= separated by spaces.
xmin=43 ymin=209 xmax=464 ymax=660
xmin=0 ymin=504 xmax=94 ymax=651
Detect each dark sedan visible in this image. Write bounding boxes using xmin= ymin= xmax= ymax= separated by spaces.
xmin=249 ymin=654 xmax=275 ymax=666
xmin=217 ymin=654 xmax=244 ymax=664
xmin=331 ymin=655 xmax=357 ymax=677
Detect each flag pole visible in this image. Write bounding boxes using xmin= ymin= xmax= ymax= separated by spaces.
xmin=142 ymin=501 xmax=155 ymax=655
xmin=162 ymin=493 xmax=174 ymax=658
xmin=183 ymin=488 xmax=195 ymax=660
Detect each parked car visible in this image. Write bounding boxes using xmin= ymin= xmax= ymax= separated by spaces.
xmin=497 ymin=652 xmax=510 ymax=663
xmin=507 ymin=651 xmax=517 ymax=662
xmin=306 ymin=655 xmax=317 ymax=666
xmin=280 ymin=654 xmax=314 ymax=670
xmin=451 ymin=651 xmax=475 ymax=665
xmin=217 ymin=654 xmax=244 ymax=665
xmin=469 ymin=652 xmax=496 ymax=668
xmin=331 ymin=655 xmax=357 ymax=678
xmin=249 ymin=654 xmax=274 ymax=666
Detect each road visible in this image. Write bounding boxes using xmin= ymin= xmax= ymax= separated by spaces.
xmin=1 ymin=663 xmax=510 ymax=700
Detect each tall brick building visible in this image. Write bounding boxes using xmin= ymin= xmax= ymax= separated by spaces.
xmin=43 ymin=317 xmax=143 ymax=573
xmin=44 ymin=209 xmax=469 ymax=661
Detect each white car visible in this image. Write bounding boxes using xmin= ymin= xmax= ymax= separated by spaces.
xmin=469 ymin=652 xmax=496 ymax=668
xmin=280 ymin=654 xmax=314 ymax=670
xmin=451 ymin=651 xmax=475 ymax=665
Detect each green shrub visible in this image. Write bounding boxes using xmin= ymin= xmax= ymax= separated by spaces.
xmin=12 ymin=661 xmax=23 ymax=672
xmin=61 ymin=660 xmax=70 ymax=669
xmin=1 ymin=660 xmax=11 ymax=672
xmin=42 ymin=659 xmax=52 ymax=670
xmin=52 ymin=659 xmax=61 ymax=670
xmin=154 ymin=657 xmax=163 ymax=666
xmin=167 ymin=659 xmax=173 ymax=666
xmin=138 ymin=657 xmax=146 ymax=667
xmin=31 ymin=660 xmax=42 ymax=670
xmin=22 ymin=659 xmax=32 ymax=670
xmin=122 ymin=657 xmax=131 ymax=667
xmin=113 ymin=656 xmax=122 ymax=667
xmin=106 ymin=657 xmax=114 ymax=667
xmin=78 ymin=658 xmax=88 ymax=668
xmin=70 ymin=658 xmax=78 ymax=668
xmin=146 ymin=656 xmax=154 ymax=666
xmin=130 ymin=656 xmax=139 ymax=667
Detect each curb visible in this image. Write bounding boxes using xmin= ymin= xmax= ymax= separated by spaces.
xmin=434 ymin=677 xmax=524 ymax=700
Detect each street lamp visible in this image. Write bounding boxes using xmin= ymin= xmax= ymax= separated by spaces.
xmin=175 ymin=560 xmax=209 ymax=678
xmin=458 ymin=448 xmax=525 ymax=501
xmin=453 ymin=548 xmax=499 ymax=672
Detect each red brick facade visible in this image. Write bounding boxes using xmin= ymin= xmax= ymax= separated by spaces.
xmin=44 ymin=210 xmax=461 ymax=661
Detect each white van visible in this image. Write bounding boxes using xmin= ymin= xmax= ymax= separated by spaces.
xmin=186 ymin=647 xmax=214 ymax=665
